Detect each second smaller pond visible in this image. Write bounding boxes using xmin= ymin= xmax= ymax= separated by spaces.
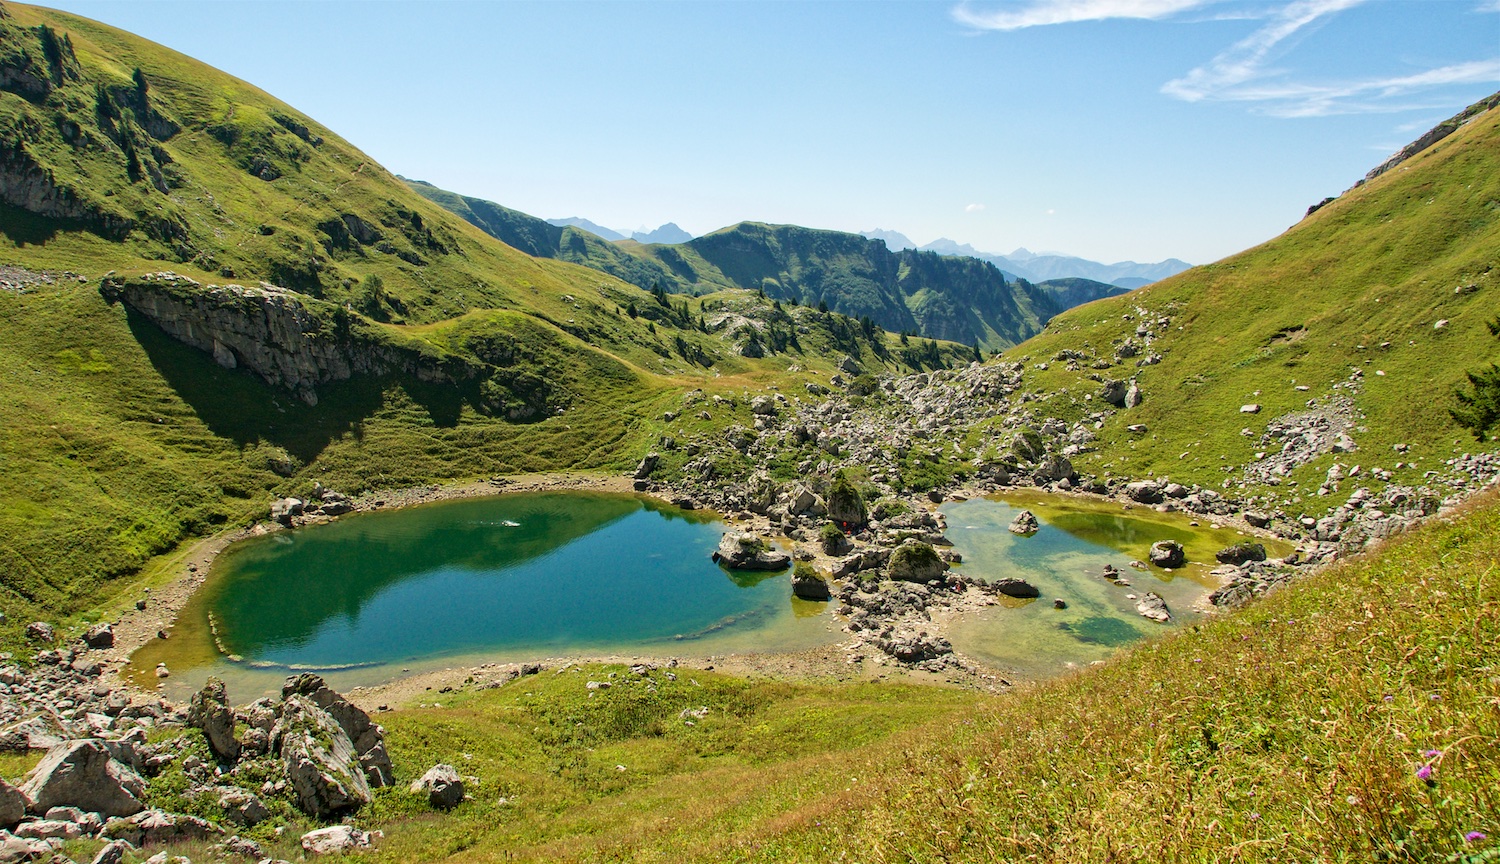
xmin=942 ymin=494 xmax=1283 ymax=679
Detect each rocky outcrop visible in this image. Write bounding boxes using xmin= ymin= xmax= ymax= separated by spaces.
xmin=101 ymin=274 xmax=479 ymax=406
xmin=712 ymin=532 xmax=790 ymax=570
xmin=1008 ymin=510 xmax=1040 ymax=535
xmin=274 ymin=694 xmax=371 ymax=819
xmin=187 ymin=677 xmax=240 ymax=763
xmin=302 ymin=824 xmax=379 ymax=855
xmin=281 ymin=673 xmax=394 ymax=788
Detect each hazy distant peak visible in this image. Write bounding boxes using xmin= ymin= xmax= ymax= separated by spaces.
xmin=547 ymin=217 xmax=625 ymax=242
xmin=860 ymin=228 xmax=917 ymax=250
xmin=632 ymin=222 xmax=694 ymax=244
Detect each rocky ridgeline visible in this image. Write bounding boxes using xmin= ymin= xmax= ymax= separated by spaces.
xmin=0 ymin=649 xmax=448 ymax=862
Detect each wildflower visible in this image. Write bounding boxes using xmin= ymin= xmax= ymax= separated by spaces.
xmin=1416 ymin=764 xmax=1433 ymax=783
xmin=1425 ymin=749 xmax=1442 ymax=759
xmin=1249 ymin=812 xmax=1260 ymax=821
xmin=1466 ymin=832 xmax=1488 ymax=843
xmin=1382 ymin=695 xmax=1393 ymax=703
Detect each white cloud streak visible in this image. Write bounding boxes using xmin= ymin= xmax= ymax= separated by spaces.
xmin=965 ymin=203 xmax=987 ymax=212
xmin=1162 ymin=0 xmax=1367 ymax=102
xmin=953 ymin=0 xmax=1213 ymax=31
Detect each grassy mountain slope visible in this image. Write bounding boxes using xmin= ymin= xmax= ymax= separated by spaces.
xmin=990 ymin=94 xmax=1500 ymax=511
xmin=0 ymin=2 xmax=980 ymax=647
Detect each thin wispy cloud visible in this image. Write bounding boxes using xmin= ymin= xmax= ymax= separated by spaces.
xmin=957 ymin=0 xmax=1500 ymax=118
xmin=953 ymin=0 xmax=1214 ymax=31
xmin=1162 ymin=0 xmax=1367 ymax=103
xmin=965 ymin=203 xmax=987 ymax=212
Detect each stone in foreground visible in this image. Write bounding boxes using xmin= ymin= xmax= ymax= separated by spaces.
xmin=302 ymin=824 xmax=379 ymax=855
xmin=21 ymin=740 xmax=146 ymax=818
xmin=1008 ymin=510 xmax=1040 ymax=535
xmin=410 ymin=764 xmax=465 ymax=809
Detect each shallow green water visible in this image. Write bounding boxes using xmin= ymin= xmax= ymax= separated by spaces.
xmin=942 ymin=494 xmax=1269 ymax=679
xmin=142 ymin=492 xmax=832 ymax=697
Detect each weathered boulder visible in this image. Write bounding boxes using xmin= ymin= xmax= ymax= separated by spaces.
xmin=270 ymin=498 xmax=303 ymax=526
xmin=13 ymin=818 xmax=80 ymax=841
xmin=992 ymin=579 xmax=1041 ymax=599
xmin=712 ymin=533 xmax=790 ymax=571
xmin=1098 ymin=379 xmax=1128 ymax=406
xmin=0 ymin=830 xmax=45 ymax=862
xmin=826 ymin=477 xmax=868 ymax=528
xmin=1243 ymin=510 xmax=1272 ymax=528
xmin=791 ymin=567 xmax=831 ymax=601
xmin=1124 ymin=481 xmax=1164 ymax=504
xmin=409 ymin=764 xmax=464 ymax=809
xmin=216 ymin=788 xmax=270 ymax=826
xmin=1148 ymin=540 xmax=1185 ymax=569
xmin=187 ymin=677 xmax=240 ymax=763
xmin=301 ymin=824 xmax=378 ymax=855
xmin=273 ymin=694 xmax=370 ymax=819
xmin=633 ymin=452 xmax=659 ymax=480
xmin=23 ymin=622 xmax=53 ymax=643
xmin=90 ymin=838 xmax=135 ymax=864
xmin=1034 ymin=454 xmax=1073 ymax=484
xmin=788 ymin=486 xmax=827 ymax=518
xmin=1008 ymin=510 xmax=1040 ymax=535
xmin=1124 ymin=380 xmax=1142 ymax=408
xmin=281 ymin=674 xmax=393 ymax=787
xmin=1215 ymin=542 xmax=1268 ymax=565
xmin=83 ymin=623 xmax=115 ymax=650
xmin=1136 ymin=592 xmax=1171 ymax=623
xmin=749 ymin=395 xmax=778 ymax=416
xmin=0 ymin=780 xmax=26 ymax=828
xmin=102 ymin=808 xmax=219 ymax=846
xmin=20 ymin=740 xmax=146 ymax=818
xmin=886 ymin=541 xmax=948 ymax=583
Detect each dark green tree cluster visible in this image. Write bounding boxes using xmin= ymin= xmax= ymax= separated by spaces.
xmin=1451 ymin=316 xmax=1500 ymax=440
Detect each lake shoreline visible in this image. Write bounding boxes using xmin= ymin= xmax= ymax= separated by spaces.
xmin=103 ymin=471 xmax=1288 ymax=707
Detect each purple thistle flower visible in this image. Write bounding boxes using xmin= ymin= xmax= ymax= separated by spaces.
xmin=1416 ymin=763 xmax=1433 ymax=782
xmin=1425 ymin=749 xmax=1442 ymax=759
xmin=1466 ymin=832 xmax=1487 ymax=843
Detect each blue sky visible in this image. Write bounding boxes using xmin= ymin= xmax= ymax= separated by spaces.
xmin=40 ymin=0 xmax=1500 ymax=264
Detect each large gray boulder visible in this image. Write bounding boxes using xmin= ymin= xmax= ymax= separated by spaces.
xmin=281 ymin=674 xmax=394 ymax=787
xmin=1148 ymin=540 xmax=1186 ymax=569
xmin=0 ymin=780 xmax=27 ymax=828
xmin=886 ymin=541 xmax=948 ymax=583
xmin=90 ymin=838 xmax=135 ymax=864
xmin=20 ymin=740 xmax=146 ymax=818
xmin=1124 ymin=481 xmax=1164 ymax=504
xmin=712 ymin=533 xmax=790 ymax=571
xmin=410 ymin=764 xmax=464 ymax=809
xmin=273 ymin=694 xmax=371 ymax=819
xmin=187 ymin=677 xmax=240 ymax=763
xmin=787 ymin=486 xmax=827 ymax=518
xmin=992 ymin=579 xmax=1041 ymax=599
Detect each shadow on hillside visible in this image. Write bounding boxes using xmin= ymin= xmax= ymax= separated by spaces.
xmin=0 ymin=203 xmax=64 ymax=246
xmin=125 ymin=309 xmax=468 ymax=463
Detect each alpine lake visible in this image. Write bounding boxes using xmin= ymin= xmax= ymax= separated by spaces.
xmin=129 ymin=490 xmax=1287 ymax=698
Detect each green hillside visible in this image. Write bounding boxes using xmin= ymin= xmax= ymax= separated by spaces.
xmin=987 ymin=92 xmax=1500 ymax=513
xmin=0 ymin=2 xmax=978 ymax=647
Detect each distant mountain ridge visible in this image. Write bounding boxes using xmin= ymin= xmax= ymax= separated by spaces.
xmin=544 ymin=217 xmax=693 ymax=245
xmin=412 ymin=181 xmax=1128 ymax=349
xmin=862 ymin=231 xmax=1190 ymax=288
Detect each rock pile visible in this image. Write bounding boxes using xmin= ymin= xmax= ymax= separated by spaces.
xmin=0 ymin=660 xmax=390 ymax=861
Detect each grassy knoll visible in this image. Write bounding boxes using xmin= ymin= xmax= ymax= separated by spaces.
xmin=347 ymin=492 xmax=1498 ymax=862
